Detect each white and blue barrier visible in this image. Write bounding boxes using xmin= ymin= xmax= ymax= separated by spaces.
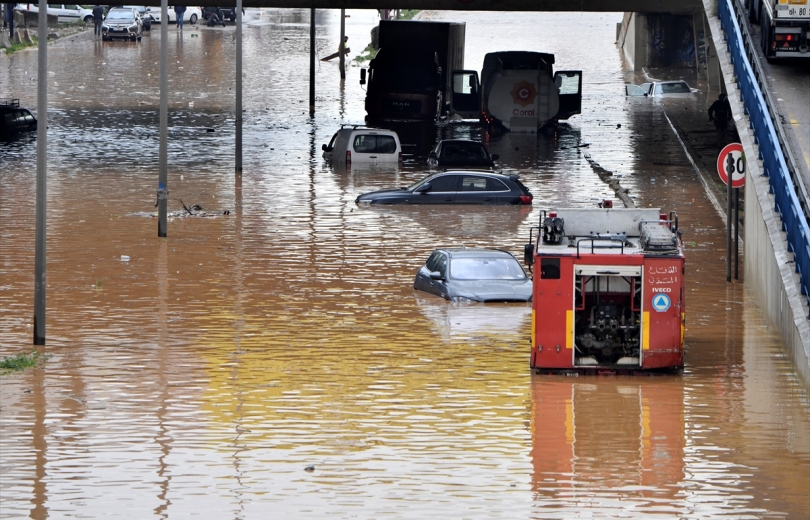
xmin=719 ymin=0 xmax=810 ymax=313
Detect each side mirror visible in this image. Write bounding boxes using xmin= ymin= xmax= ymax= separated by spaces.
xmin=415 ymin=183 xmax=431 ymax=193
xmin=523 ymin=243 xmax=534 ymax=265
xmin=429 ymin=271 xmax=443 ymax=280
xmin=321 ymin=144 xmax=327 ymax=151
xmin=360 ymin=68 xmax=366 ymax=86
xmin=491 ymin=153 xmax=499 ymax=161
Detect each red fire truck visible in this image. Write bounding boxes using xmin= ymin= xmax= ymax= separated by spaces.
xmin=523 ymin=208 xmax=685 ymax=374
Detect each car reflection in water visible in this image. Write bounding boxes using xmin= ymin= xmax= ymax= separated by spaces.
xmin=413 ymin=294 xmax=530 ymax=340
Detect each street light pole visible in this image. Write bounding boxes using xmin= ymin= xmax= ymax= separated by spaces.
xmin=33 ymin=0 xmax=48 ymax=345
xmin=158 ymin=0 xmax=168 ymax=237
xmin=339 ymin=9 xmax=345 ymax=80
xmin=309 ymin=7 xmax=315 ymax=115
xmin=235 ymin=0 xmax=243 ymax=172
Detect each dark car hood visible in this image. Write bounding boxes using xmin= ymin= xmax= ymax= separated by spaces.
xmin=438 ymin=158 xmax=494 ymax=168
xmin=450 ymin=279 xmax=532 ymax=302
xmin=356 ymin=187 xmax=411 ymax=202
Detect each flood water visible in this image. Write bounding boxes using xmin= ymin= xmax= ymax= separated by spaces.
xmin=1 ymin=9 xmax=808 ymax=519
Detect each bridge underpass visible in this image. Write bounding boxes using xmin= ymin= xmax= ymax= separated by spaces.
xmin=16 ymin=0 xmax=809 ymax=385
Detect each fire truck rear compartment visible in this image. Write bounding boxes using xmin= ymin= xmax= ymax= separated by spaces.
xmin=574 ymin=273 xmax=641 ymax=367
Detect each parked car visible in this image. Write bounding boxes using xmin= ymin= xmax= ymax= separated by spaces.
xmin=625 ymin=80 xmax=698 ymax=98
xmin=102 ymin=7 xmax=143 ymax=42
xmin=15 ymin=4 xmax=94 ymax=23
xmin=202 ymin=6 xmax=244 ymax=22
xmin=123 ymin=6 xmax=153 ymax=30
xmin=1 ymin=99 xmax=37 ymax=139
xmin=414 ymin=248 xmax=533 ymax=302
xmin=428 ymin=139 xmax=498 ymax=169
xmin=355 ymin=170 xmax=533 ymax=205
xmin=150 ymin=6 xmax=201 ymax=24
xmin=322 ymin=126 xmax=402 ymax=166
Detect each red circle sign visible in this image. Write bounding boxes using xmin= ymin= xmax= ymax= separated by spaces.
xmin=717 ymin=143 xmax=746 ymax=188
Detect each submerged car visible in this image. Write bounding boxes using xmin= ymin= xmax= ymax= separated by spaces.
xmin=625 ymin=80 xmax=698 ymax=98
xmin=123 ymin=6 xmax=153 ymax=30
xmin=428 ymin=139 xmax=498 ymax=169
xmin=355 ymin=170 xmax=532 ymax=205
xmin=414 ymin=248 xmax=533 ymax=302
xmin=322 ymin=126 xmax=402 ymax=166
xmin=102 ymin=7 xmax=143 ymax=41
xmin=1 ymin=99 xmax=37 ymax=139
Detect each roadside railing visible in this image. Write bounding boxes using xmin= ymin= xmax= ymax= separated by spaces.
xmin=718 ymin=0 xmax=810 ymax=313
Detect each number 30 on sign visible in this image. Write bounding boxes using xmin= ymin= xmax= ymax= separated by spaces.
xmin=716 ymin=143 xmax=746 ymax=188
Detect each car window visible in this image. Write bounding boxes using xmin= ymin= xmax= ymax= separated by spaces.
xmin=378 ymin=135 xmax=396 ymax=154
xmin=659 ymin=82 xmax=691 ymax=94
xmin=425 ymin=252 xmax=442 ymax=273
xmin=423 ymin=175 xmax=457 ymax=192
xmin=353 ymin=135 xmax=377 ymax=153
xmin=325 ymin=132 xmax=338 ymax=151
xmin=450 ymin=256 xmax=527 ymax=281
xmin=427 ymin=253 xmax=447 ymax=277
xmin=65 ymin=5 xmax=78 ymax=10
xmin=514 ymin=179 xmax=530 ymax=194
xmin=460 ymin=176 xmax=488 ymax=191
xmin=460 ymin=176 xmax=508 ymax=192
xmin=107 ymin=10 xmax=135 ymax=20
xmin=352 ymin=134 xmax=397 ymax=154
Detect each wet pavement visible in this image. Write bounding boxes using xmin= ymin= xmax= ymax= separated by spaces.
xmin=1 ymin=9 xmax=809 ymax=519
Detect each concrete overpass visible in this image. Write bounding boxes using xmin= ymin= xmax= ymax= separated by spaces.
xmin=121 ymin=0 xmax=704 ymax=12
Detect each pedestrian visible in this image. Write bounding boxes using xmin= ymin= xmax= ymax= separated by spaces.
xmin=339 ymin=35 xmax=348 ymax=56
xmin=92 ymin=4 xmax=104 ymax=38
xmin=174 ymin=5 xmax=186 ymax=29
xmin=708 ymin=93 xmax=732 ymax=147
xmin=6 ymin=3 xmax=17 ymax=39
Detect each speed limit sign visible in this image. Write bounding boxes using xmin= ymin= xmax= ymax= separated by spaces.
xmin=717 ymin=143 xmax=746 ymax=188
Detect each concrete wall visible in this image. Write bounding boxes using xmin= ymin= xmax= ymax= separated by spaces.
xmin=14 ymin=10 xmax=58 ymax=28
xmin=702 ymin=6 xmax=810 ymax=388
xmin=620 ymin=13 xmax=701 ymax=71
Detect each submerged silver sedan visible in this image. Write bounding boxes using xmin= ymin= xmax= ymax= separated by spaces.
xmin=413 ymin=248 xmax=533 ymax=303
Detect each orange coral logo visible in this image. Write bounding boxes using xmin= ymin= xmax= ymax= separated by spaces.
xmin=511 ymin=81 xmax=537 ymax=107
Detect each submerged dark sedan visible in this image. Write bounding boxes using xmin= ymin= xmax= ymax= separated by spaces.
xmin=356 ymin=170 xmax=532 ymax=205
xmin=428 ymin=139 xmax=498 ymax=169
xmin=414 ymin=248 xmax=533 ymax=302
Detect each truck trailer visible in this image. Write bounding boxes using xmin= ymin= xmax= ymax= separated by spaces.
xmin=524 ymin=208 xmax=685 ymax=374
xmin=363 ymin=20 xmax=465 ymax=124
xmin=748 ymin=0 xmax=810 ymax=60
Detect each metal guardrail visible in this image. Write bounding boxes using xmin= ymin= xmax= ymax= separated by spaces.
xmin=718 ymin=0 xmax=810 ymax=313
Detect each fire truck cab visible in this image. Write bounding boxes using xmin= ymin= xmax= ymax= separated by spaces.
xmin=524 ymin=208 xmax=685 ymax=373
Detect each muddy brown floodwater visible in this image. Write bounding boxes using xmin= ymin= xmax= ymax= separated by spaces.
xmin=1 ymin=9 xmax=808 ymax=520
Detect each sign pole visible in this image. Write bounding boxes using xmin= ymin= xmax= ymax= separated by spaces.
xmin=735 ymin=187 xmax=739 ymax=280
xmin=726 ymin=153 xmax=732 ymax=283
xmin=34 ymin=0 xmax=48 ymax=345
xmin=717 ymin=143 xmax=745 ymax=283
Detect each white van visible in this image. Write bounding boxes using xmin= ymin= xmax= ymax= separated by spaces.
xmin=322 ymin=126 xmax=402 ymax=166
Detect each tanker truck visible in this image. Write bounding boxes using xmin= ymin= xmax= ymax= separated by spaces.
xmin=452 ymin=51 xmax=582 ymax=133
